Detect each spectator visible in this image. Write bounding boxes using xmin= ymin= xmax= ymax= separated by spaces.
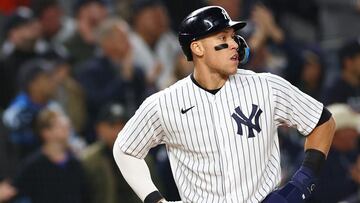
xmin=316 ymin=0 xmax=360 ymax=86
xmin=64 ymin=0 xmax=108 ymax=68
xmin=81 ymin=103 xmax=140 ymax=203
xmin=76 ymin=18 xmax=147 ymax=142
xmin=2 ymin=108 xmax=90 ymax=203
xmin=239 ymin=4 xmax=288 ymax=75
xmin=322 ymin=38 xmax=360 ymax=111
xmin=130 ymin=0 xmax=180 ymax=90
xmin=2 ymin=58 xmax=60 ymax=159
xmin=44 ymin=50 xmax=87 ymax=134
xmin=258 ymin=0 xmax=320 ymax=44
xmin=309 ymin=103 xmax=360 ymax=203
xmin=241 ymin=4 xmax=320 ymax=88
xmin=0 ymin=7 xmax=42 ymax=109
xmin=298 ymin=46 xmax=325 ymax=100
xmin=31 ymin=0 xmax=75 ymax=52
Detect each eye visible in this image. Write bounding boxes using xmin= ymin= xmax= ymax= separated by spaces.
xmin=218 ymin=35 xmax=226 ymax=41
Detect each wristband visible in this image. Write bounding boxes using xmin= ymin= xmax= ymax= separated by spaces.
xmin=144 ymin=191 xmax=164 ymax=203
xmin=302 ymin=149 xmax=326 ymax=175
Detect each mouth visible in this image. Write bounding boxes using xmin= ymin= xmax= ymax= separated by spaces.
xmin=230 ymin=53 xmax=239 ymax=61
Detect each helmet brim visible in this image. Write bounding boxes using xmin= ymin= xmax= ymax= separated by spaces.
xmin=229 ymin=21 xmax=247 ymax=31
xmin=189 ymin=20 xmax=247 ymax=42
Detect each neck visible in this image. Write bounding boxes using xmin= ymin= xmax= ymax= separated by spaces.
xmin=342 ymin=70 xmax=359 ymax=86
xmin=193 ymin=63 xmax=228 ymax=90
xmin=42 ymin=142 xmax=68 ymax=163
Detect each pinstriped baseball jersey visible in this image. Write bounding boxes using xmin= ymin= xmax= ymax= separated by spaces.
xmin=116 ymin=69 xmax=323 ymax=203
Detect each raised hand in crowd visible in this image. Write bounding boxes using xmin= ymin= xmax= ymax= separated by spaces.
xmin=0 ymin=181 xmax=17 ymax=202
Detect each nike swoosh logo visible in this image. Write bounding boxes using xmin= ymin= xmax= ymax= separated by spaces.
xmin=181 ymin=106 xmax=195 ymax=114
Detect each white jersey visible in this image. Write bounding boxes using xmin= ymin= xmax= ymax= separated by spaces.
xmin=116 ymin=69 xmax=323 ymax=203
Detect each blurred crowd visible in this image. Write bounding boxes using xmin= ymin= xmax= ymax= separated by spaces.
xmin=0 ymin=0 xmax=359 ymax=202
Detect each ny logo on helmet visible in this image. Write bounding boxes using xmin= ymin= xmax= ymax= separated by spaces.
xmin=221 ymin=9 xmax=230 ymax=20
xmin=231 ymin=104 xmax=262 ymax=138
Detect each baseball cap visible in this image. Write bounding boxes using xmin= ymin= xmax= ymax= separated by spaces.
xmin=131 ymin=0 xmax=163 ymax=14
xmin=18 ymin=58 xmax=57 ymax=90
xmin=30 ymin=0 xmax=59 ymax=17
xmin=339 ymin=38 xmax=360 ymax=65
xmin=3 ymin=7 xmax=35 ymax=36
xmin=96 ymin=103 xmax=129 ymax=124
xmin=327 ymin=103 xmax=360 ymax=131
xmin=73 ymin=0 xmax=106 ymax=14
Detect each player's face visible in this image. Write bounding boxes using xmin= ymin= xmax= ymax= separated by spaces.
xmin=201 ymin=28 xmax=239 ymax=75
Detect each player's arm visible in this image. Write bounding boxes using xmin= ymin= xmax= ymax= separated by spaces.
xmin=304 ymin=109 xmax=335 ymax=157
xmin=264 ymin=74 xmax=336 ymax=202
xmin=113 ymin=139 xmax=182 ymax=203
xmin=113 ymin=139 xmax=158 ymax=202
xmin=264 ymin=107 xmax=335 ymax=203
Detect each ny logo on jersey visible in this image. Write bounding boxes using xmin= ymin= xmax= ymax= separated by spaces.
xmin=231 ymin=104 xmax=263 ymax=138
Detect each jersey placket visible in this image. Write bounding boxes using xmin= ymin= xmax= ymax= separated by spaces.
xmin=210 ymin=95 xmax=234 ymax=202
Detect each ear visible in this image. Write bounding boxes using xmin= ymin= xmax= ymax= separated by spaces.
xmin=190 ymin=41 xmax=204 ymax=58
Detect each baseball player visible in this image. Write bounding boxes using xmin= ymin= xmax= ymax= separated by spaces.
xmin=113 ymin=6 xmax=335 ymax=203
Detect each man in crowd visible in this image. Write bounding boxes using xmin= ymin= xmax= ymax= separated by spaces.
xmin=322 ymin=39 xmax=360 ymax=111
xmin=76 ymin=18 xmax=147 ymax=142
xmin=2 ymin=59 xmax=60 ymax=159
xmin=81 ymin=103 xmax=141 ymax=203
xmin=0 ymin=7 xmax=42 ymax=109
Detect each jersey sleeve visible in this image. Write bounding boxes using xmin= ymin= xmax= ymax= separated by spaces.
xmin=267 ymin=74 xmax=324 ymax=136
xmin=116 ymin=93 xmax=166 ymax=159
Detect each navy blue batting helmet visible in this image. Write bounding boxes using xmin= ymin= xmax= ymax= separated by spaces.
xmin=178 ymin=6 xmax=246 ymax=61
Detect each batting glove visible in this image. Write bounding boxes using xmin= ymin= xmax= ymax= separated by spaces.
xmin=262 ymin=166 xmax=317 ymax=203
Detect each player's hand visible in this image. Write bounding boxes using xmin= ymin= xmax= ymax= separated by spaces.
xmin=262 ymin=166 xmax=317 ymax=203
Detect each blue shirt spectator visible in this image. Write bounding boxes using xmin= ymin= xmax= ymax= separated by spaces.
xmin=2 ymin=59 xmax=60 ymax=158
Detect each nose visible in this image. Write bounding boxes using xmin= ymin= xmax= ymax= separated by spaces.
xmin=229 ymin=38 xmax=239 ymax=50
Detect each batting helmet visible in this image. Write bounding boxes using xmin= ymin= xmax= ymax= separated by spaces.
xmin=178 ymin=6 xmax=246 ymax=61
